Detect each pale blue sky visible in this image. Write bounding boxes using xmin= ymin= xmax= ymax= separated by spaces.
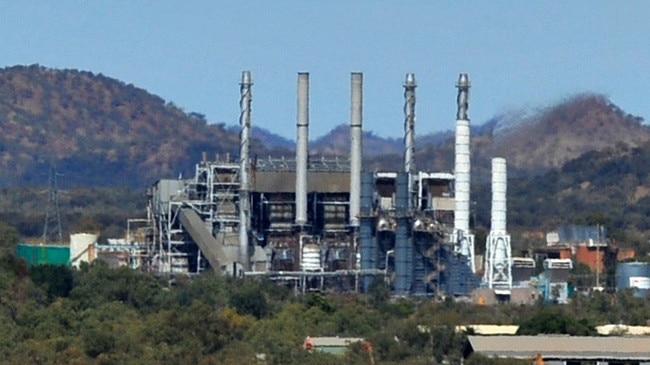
xmin=2 ymin=1 xmax=649 ymax=139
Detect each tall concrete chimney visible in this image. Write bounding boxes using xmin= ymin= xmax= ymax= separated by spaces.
xmin=296 ymin=72 xmax=309 ymax=227
xmin=453 ymin=73 xmax=475 ymax=273
xmin=349 ymin=72 xmax=363 ymax=228
xmin=238 ymin=71 xmax=252 ymax=270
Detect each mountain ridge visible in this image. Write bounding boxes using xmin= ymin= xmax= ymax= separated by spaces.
xmin=1 ymin=65 xmax=648 ymax=189
xmin=3 ymin=65 xmax=650 ymax=249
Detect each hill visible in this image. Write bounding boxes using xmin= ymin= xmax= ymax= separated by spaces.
xmin=490 ymin=94 xmax=649 ymax=172
xmin=3 ymin=65 xmax=645 ymax=188
xmin=3 ymin=65 xmax=650 ymax=251
xmin=263 ymin=93 xmax=649 ymax=182
xmin=0 ymin=65 xmax=243 ymax=188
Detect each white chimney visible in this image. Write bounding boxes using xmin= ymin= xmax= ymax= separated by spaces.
xmin=349 ymin=72 xmax=363 ymax=227
xmin=484 ymin=157 xmax=512 ymax=294
xmin=453 ymin=73 xmax=475 ymax=273
xmin=295 ymin=72 xmax=309 ymax=227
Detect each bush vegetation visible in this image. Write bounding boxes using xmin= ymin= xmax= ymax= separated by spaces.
xmin=2 ymin=228 xmax=650 ymax=365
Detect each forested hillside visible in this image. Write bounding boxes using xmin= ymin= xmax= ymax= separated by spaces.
xmin=0 ymin=65 xmax=243 ymax=188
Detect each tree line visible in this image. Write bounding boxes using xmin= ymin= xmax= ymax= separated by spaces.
xmin=2 ymin=219 xmax=650 ymax=364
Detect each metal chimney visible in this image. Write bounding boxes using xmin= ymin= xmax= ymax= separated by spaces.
xmin=238 ymin=71 xmax=252 ymax=270
xmin=403 ymin=73 xmax=416 ymax=176
xmin=484 ymin=157 xmax=512 ymax=294
xmin=349 ymin=72 xmax=363 ymax=228
xmin=295 ymin=72 xmax=309 ymax=227
xmin=491 ymin=157 xmax=507 ymax=234
xmin=453 ymin=73 xmax=475 ymax=273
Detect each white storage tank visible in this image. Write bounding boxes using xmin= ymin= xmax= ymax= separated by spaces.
xmin=616 ymin=262 xmax=650 ymax=298
xmin=301 ymin=243 xmax=321 ymax=272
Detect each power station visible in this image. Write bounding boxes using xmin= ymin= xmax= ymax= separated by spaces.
xmin=136 ymin=71 xmax=512 ymax=297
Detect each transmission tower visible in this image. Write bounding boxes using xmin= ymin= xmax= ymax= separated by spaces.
xmin=42 ymin=166 xmax=63 ymax=245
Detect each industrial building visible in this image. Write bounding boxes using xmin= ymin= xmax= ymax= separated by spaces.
xmin=115 ymin=71 xmax=515 ymax=297
xmin=15 ymin=71 xmax=650 ymax=300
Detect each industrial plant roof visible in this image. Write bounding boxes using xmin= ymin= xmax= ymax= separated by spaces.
xmin=467 ymin=335 xmax=650 ymax=361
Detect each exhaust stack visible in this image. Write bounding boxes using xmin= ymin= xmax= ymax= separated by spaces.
xmin=484 ymin=157 xmax=512 ymax=294
xmin=238 ymin=71 xmax=252 ymax=270
xmin=453 ymin=73 xmax=475 ymax=273
xmin=295 ymin=73 xmax=309 ymax=227
xmin=349 ymin=72 xmax=363 ymax=227
xmin=403 ymin=73 xmax=416 ymax=208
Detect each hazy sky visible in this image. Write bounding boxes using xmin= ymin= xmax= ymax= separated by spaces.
xmin=2 ymin=1 xmax=649 ymax=139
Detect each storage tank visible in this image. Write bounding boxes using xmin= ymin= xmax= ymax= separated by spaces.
xmin=16 ymin=243 xmax=70 ymax=266
xmin=301 ymin=243 xmax=321 ymax=272
xmin=616 ymin=262 xmax=650 ymax=298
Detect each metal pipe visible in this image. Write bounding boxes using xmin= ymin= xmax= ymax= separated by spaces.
xmin=238 ymin=71 xmax=253 ymax=270
xmin=296 ymin=72 xmax=309 ymax=227
xmin=349 ymin=72 xmax=363 ymax=228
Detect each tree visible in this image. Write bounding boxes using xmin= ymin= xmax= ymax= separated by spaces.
xmin=0 ymin=221 xmax=19 ymax=256
xmin=516 ymin=306 xmax=596 ymax=336
xmin=29 ymin=264 xmax=73 ymax=300
xmin=229 ymin=280 xmax=269 ymax=319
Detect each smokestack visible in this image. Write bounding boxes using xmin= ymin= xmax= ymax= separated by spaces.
xmin=491 ymin=157 xmax=507 ymax=234
xmin=403 ymin=73 xmax=416 ymax=176
xmin=403 ymin=73 xmax=417 ymax=210
xmin=454 ymin=73 xmax=470 ymax=233
xmin=454 ymin=73 xmax=475 ymax=273
xmin=484 ymin=157 xmax=512 ymax=294
xmin=238 ymin=71 xmax=252 ymax=270
xmin=296 ymin=72 xmax=309 ymax=227
xmin=349 ymin=72 xmax=363 ymax=227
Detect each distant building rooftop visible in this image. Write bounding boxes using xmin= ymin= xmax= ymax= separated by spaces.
xmin=304 ymin=336 xmax=364 ymax=355
xmin=467 ymin=335 xmax=650 ymax=362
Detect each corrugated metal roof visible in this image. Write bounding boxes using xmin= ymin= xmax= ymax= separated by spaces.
xmin=468 ymin=335 xmax=650 ymax=361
